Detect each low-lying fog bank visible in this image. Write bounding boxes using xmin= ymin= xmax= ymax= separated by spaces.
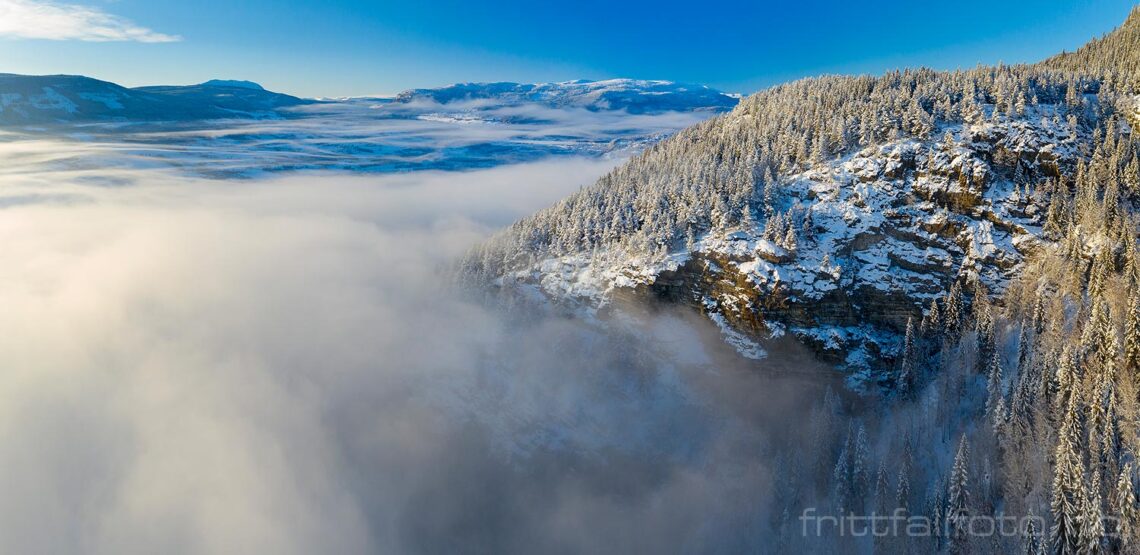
xmin=0 ymin=154 xmax=828 ymax=553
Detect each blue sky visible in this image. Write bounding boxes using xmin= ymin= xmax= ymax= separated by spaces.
xmin=0 ymin=0 xmax=1135 ymax=97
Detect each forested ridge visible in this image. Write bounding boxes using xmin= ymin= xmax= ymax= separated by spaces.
xmin=462 ymin=7 xmax=1140 ymax=281
xmin=458 ymin=7 xmax=1140 ymax=554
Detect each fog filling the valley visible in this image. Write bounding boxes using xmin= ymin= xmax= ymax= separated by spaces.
xmin=0 ymin=148 xmax=832 ymax=553
xmin=0 ymin=99 xmax=717 ymax=177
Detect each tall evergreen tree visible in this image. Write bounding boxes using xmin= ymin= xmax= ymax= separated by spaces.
xmin=948 ymin=435 xmax=972 ymax=555
xmin=833 ymin=428 xmax=852 ymax=515
xmin=1116 ymin=463 xmax=1138 ymax=551
xmin=924 ymin=298 xmax=943 ymax=336
xmin=1032 ymin=288 xmax=1048 ymax=336
xmin=1078 ymin=487 xmax=1104 ymax=555
xmin=1053 ymin=397 xmax=1086 ymax=555
xmin=945 ymin=281 xmax=966 ymax=337
xmin=852 ymin=424 xmax=870 ymax=512
xmin=1124 ymin=292 xmax=1140 ymax=374
xmin=1017 ymin=323 xmax=1033 ymax=374
xmin=1053 ymin=347 xmax=1079 ymax=424
xmin=986 ymin=348 xmax=1005 ymax=421
xmin=1089 ymin=336 xmax=1122 ymax=499
xmin=1083 ymin=301 xmax=1113 ymax=362
xmin=1023 ymin=508 xmax=1045 ymax=555
xmin=874 ymin=461 xmax=892 ymax=554
xmin=896 ymin=465 xmax=911 ymax=513
xmin=1087 ymin=246 xmax=1112 ymax=299
xmin=898 ymin=317 xmax=917 ymax=399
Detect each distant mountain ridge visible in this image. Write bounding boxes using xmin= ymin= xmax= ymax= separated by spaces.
xmin=394 ymin=79 xmax=740 ymax=114
xmin=0 ymin=74 xmax=740 ymax=125
xmin=0 ymin=74 xmax=311 ymax=124
xmin=198 ymin=79 xmax=266 ymax=91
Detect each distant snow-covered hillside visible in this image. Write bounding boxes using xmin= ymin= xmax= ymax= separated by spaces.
xmin=394 ymin=79 xmax=740 ymax=114
xmin=0 ymin=74 xmax=310 ymax=124
xmin=0 ymin=74 xmax=740 ymax=126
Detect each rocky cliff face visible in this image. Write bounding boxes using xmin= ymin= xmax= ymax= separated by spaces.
xmin=500 ymin=101 xmax=1111 ymax=388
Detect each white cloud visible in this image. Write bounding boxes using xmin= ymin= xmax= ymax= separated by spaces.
xmin=0 ymin=0 xmax=180 ymax=42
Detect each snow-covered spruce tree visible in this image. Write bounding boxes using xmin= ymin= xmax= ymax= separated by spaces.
xmin=1094 ymin=366 xmax=1123 ymax=509
xmin=852 ymin=423 xmax=870 ymax=513
xmin=923 ymin=298 xmax=942 ymax=336
xmin=1017 ymin=323 xmax=1033 ymax=377
xmin=1052 ymin=398 xmax=1086 ymax=555
xmin=1024 ymin=508 xmax=1045 ymax=555
xmin=1124 ymin=292 xmax=1140 ymax=374
xmin=947 ymin=435 xmax=971 ymax=555
xmin=832 ymin=428 xmax=852 ymax=516
xmin=1053 ymin=346 xmax=1079 ymax=425
xmin=1116 ymin=463 xmax=1138 ymax=551
xmin=897 ymin=317 xmax=917 ymax=399
xmin=874 ymin=462 xmax=892 ymax=555
xmin=987 ymin=348 xmax=1006 ymax=422
xmin=1078 ymin=487 xmax=1105 ymax=555
xmin=945 ymin=280 xmax=966 ymax=339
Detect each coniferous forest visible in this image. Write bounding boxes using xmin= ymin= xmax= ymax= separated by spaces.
xmin=460 ymin=7 xmax=1140 ymax=554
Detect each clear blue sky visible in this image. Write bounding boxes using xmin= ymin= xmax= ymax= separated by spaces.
xmin=0 ymin=0 xmax=1135 ymax=97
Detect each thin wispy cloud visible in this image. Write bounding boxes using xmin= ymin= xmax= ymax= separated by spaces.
xmin=0 ymin=0 xmax=180 ymax=42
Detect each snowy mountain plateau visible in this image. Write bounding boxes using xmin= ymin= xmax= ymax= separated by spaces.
xmin=394 ymin=79 xmax=740 ymax=114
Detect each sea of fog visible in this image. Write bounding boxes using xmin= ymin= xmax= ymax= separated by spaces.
xmin=0 ymin=115 xmax=830 ymax=553
xmin=0 ymin=98 xmax=714 ymax=177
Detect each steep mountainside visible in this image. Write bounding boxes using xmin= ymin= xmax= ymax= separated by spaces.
xmin=0 ymin=74 xmax=311 ymax=124
xmin=463 ymin=8 xmax=1140 ymax=389
xmin=394 ymin=79 xmax=740 ymax=113
xmin=455 ymin=9 xmax=1140 ymax=553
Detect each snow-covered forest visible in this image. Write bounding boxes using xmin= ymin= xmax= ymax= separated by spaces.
xmin=460 ymin=7 xmax=1140 ymax=553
